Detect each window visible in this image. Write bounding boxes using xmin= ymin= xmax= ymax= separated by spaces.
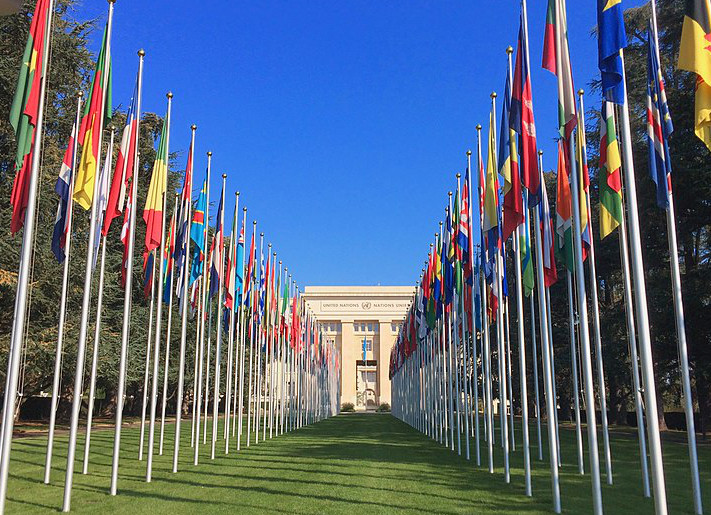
xmin=391 ymin=322 xmax=403 ymax=334
xmin=367 ymin=323 xmax=373 ymax=332
xmin=365 ymin=339 xmax=372 ymax=352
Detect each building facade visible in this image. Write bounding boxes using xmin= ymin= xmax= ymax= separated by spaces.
xmin=303 ymin=286 xmax=414 ymax=410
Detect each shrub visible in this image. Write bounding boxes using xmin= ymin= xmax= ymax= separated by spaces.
xmin=341 ymin=402 xmax=355 ymax=413
xmin=377 ymin=403 xmax=391 ymax=412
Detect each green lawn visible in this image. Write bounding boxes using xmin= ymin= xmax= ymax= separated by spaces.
xmin=4 ymin=413 xmax=710 ymax=513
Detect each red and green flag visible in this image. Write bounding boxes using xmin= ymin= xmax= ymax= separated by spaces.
xmin=9 ymin=0 xmax=52 ymax=234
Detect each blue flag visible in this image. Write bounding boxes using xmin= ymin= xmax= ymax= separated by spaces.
xmin=597 ymin=0 xmax=627 ymax=104
xmin=189 ymin=179 xmax=208 ymax=285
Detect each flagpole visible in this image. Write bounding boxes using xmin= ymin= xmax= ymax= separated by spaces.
xmin=262 ymin=245 xmax=272 ymax=441
xmin=172 ymin=124 xmax=196 ymax=473
xmin=138 ymin=244 xmax=157 ymax=461
xmin=110 ymin=47 xmax=144 ymax=498
xmin=211 ymin=174 xmax=227 ymax=459
xmin=467 ymin=150 xmax=480 ymax=466
xmin=618 ymin=197 xmax=650 ymax=497
xmin=545 ymin=285 xmax=561 ymax=466
xmin=225 ymin=191 xmax=239 ymax=452
xmin=83 ymin=126 xmax=116 ymax=474
xmin=533 ymin=151 xmax=561 ymax=514
xmin=650 ymin=3 xmax=702 ymax=511
xmin=246 ymin=222 xmax=258 ymax=446
xmin=145 ymin=91 xmax=172 ymax=480
xmin=160 ymin=193 xmax=179 ymax=455
xmin=44 ymin=90 xmax=82 ymax=485
xmin=457 ymin=172 xmax=472 ymax=462
xmin=193 ymin=150 xmax=211 ymax=464
xmin=237 ymin=208 xmax=248 ymax=449
xmin=63 ymin=2 xmax=115 ymax=509
xmin=566 ymin=270 xmax=584 ymax=475
xmin=203 ymin=288 xmax=213 ymax=444
xmin=529 ymin=290 xmax=543 ymax=461
xmin=617 ymin=51 xmax=668 ymax=515
xmin=477 ymin=125 xmax=494 ymax=473
xmin=577 ymin=89 xmax=612 ymax=485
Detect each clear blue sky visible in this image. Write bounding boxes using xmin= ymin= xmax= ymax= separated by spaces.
xmin=71 ymin=0 xmax=644 ymax=287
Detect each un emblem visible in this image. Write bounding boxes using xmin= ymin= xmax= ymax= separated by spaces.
xmin=361 ymin=301 xmax=371 ymax=310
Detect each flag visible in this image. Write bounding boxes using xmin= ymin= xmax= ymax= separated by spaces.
xmin=597 ymin=0 xmax=627 ymax=104
xmin=103 ymin=84 xmax=137 ymax=236
xmin=9 ymin=0 xmax=51 ymax=233
xmin=539 ymin=170 xmax=558 ymax=287
xmin=678 ymin=0 xmax=711 ymax=150
xmin=555 ymin=140 xmax=574 ymax=271
xmin=482 ymin=108 xmax=499 ymax=235
xmin=577 ymin=123 xmax=591 ymax=257
xmin=458 ymin=168 xmax=472 ymax=284
xmin=120 ymin=185 xmax=133 ymax=287
xmin=162 ymin=209 xmax=176 ymax=304
xmin=243 ymin=229 xmax=256 ymax=309
xmin=209 ymin=189 xmax=224 ymax=298
xmin=520 ymin=191 xmax=535 ymax=296
xmin=74 ymin=22 xmax=112 ymax=211
xmin=143 ymin=250 xmax=155 ymax=299
xmin=92 ymin=132 xmax=112 ymax=268
xmin=501 ymin=71 xmax=524 ymax=241
xmin=648 ymin=25 xmax=674 ymax=209
xmin=143 ymin=117 xmax=168 ymax=254
xmin=543 ymin=0 xmax=576 ymax=139
xmin=224 ymin=206 xmax=239 ymax=313
xmin=175 ymin=140 xmax=194 ymax=303
xmin=189 ymin=178 xmax=207 ymax=286
xmin=511 ymin=14 xmax=540 ymax=206
xmin=52 ymin=121 xmax=77 ymax=263
xmin=599 ymin=101 xmax=624 ymax=238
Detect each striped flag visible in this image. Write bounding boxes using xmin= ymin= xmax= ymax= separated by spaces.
xmin=542 ymin=0 xmax=577 ymax=139
xmin=143 ymin=117 xmax=168 ymax=254
xmin=597 ymin=0 xmax=627 ymax=104
xmin=501 ymin=71 xmax=524 ymax=241
xmin=511 ymin=13 xmax=540 ymax=206
xmin=539 ymin=170 xmax=558 ymax=287
xmin=175 ymin=139 xmax=194 ymax=303
xmin=189 ymin=178 xmax=207 ymax=285
xmin=51 ymin=121 xmax=77 ymax=263
xmin=555 ymin=140 xmax=574 ymax=271
xmin=74 ymin=22 xmax=112 ymax=211
xmin=162 ymin=209 xmax=176 ymax=304
xmin=208 ymin=189 xmax=224 ymax=298
xmin=103 ymin=84 xmax=137 ymax=236
xmin=9 ymin=0 xmax=51 ymax=233
xmin=647 ymin=24 xmax=674 ymax=209
xmin=599 ymin=101 xmax=624 ymax=238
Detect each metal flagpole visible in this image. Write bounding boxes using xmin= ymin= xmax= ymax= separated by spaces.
xmin=83 ymin=127 xmax=116 ymax=474
xmin=224 ymin=191 xmax=239 ymax=452
xmin=545 ymin=287 xmax=561 ymax=466
xmin=110 ymin=47 xmax=144 ymax=497
xmin=255 ymin=234 xmax=265 ymax=442
xmin=63 ymin=3 xmax=114 ymax=509
xmin=650 ymin=3 xmax=701 ymax=510
xmin=618 ymin=199 xmax=650 ymax=497
xmin=193 ymin=151 xmax=211 ymax=463
xmin=44 ymin=90 xmax=82 ymax=485
xmin=203 ymin=293 xmax=213 ymax=443
xmin=160 ymin=193 xmax=179 ymax=455
xmin=616 ymin=49 xmax=668 ymax=515
xmin=246 ymin=222 xmax=258 ymax=446
xmin=468 ymin=146 xmax=481 ymax=466
xmin=172 ymin=124 xmax=196 ymax=473
xmin=533 ymin=151 xmax=561 ymax=513
xmin=577 ymin=89 xmax=613 ymax=485
xmin=237 ymin=208 xmax=248 ymax=449
xmin=210 ymin=174 xmax=227 ymax=460
xmin=1 ymin=3 xmax=56 ymax=503
xmin=278 ymin=268 xmax=288 ymax=435
xmin=567 ymin=270 xmax=584 ymax=475
xmin=139 ymin=239 xmax=157 ymax=461
xmin=146 ymin=92 xmax=172 ymax=480
xmin=457 ymin=173 xmax=472 ymax=462
xmin=567 ymin=105 xmax=603 ymax=513
xmin=477 ymin=125 xmax=494 ymax=473
xmin=262 ymin=246 xmax=272 ymax=441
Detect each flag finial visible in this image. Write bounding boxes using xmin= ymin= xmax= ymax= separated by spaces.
xmin=467 ymin=149 xmax=472 ymax=156
xmin=491 ymin=91 xmax=497 ymax=99
xmin=476 ymin=124 xmax=482 ymax=131
xmin=506 ymin=46 xmax=513 ymax=55
xmin=167 ymin=91 xmax=173 ymax=99
xmin=138 ymin=49 xmax=145 ymax=57
xmin=578 ymin=89 xmax=584 ymax=96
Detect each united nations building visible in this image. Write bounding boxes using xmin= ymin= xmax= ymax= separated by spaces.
xmin=303 ymin=286 xmax=415 ymax=410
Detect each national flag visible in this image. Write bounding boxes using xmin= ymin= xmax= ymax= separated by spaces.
xmin=520 ymin=190 xmax=535 ymax=296
xmin=74 ymin=22 xmax=112 ymax=211
xmin=458 ymin=168 xmax=472 ymax=284
xmin=600 ymin=101 xmax=624 ymax=238
xmin=9 ymin=0 xmax=51 ymax=233
xmin=143 ymin=250 xmax=155 ymax=299
xmin=482 ymin=107 xmax=499 ymax=236
xmin=52 ymin=121 xmax=77 ymax=262
xmin=224 ymin=206 xmax=239 ymax=313
xmin=162 ymin=209 xmax=176 ymax=304
xmin=189 ymin=177 xmax=207 ymax=285
xmin=143 ymin=117 xmax=168 ymax=254
xmin=648 ymin=24 xmax=675 ymax=209
xmin=208 ymin=189 xmax=224 ymax=298
xmin=501 ymin=71 xmax=524 ymax=241
xmin=597 ymin=0 xmax=627 ymax=104
xmin=555 ymin=140 xmax=574 ymax=271
xmin=678 ymin=0 xmax=711 ymax=150
xmin=175 ymin=140 xmax=194 ymax=303
xmin=539 ymin=170 xmax=558 ymax=287
xmin=576 ymin=122 xmax=591 ymax=257
xmin=120 ymin=186 xmax=133 ymax=287
xmin=511 ymin=13 xmax=540 ymax=206
xmin=243 ymin=228 xmax=256 ymax=309
xmin=103 ymin=84 xmax=137 ymax=236
xmin=92 ymin=132 xmax=112 ymax=268
xmin=542 ymin=0 xmax=577 ymax=139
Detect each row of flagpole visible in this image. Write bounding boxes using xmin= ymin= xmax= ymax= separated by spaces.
xmin=2 ymin=0 xmax=341 ymax=512
xmin=391 ymin=0 xmax=705 ymax=514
